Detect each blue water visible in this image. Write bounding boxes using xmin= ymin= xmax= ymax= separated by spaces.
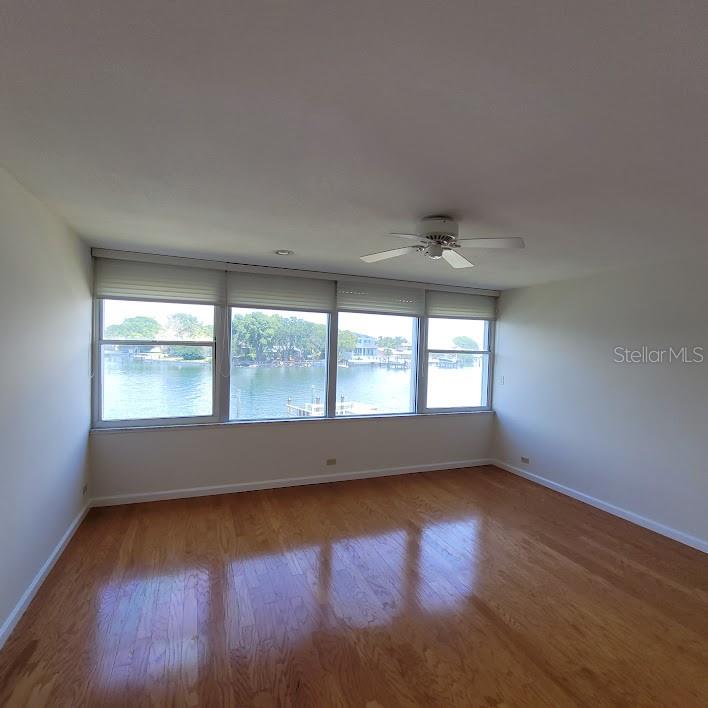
xmin=103 ymin=356 xmax=482 ymax=421
xmin=102 ymin=355 xmax=214 ymax=420
xmin=231 ymin=363 xmax=414 ymax=418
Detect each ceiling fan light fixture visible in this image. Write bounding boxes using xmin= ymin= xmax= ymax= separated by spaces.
xmin=426 ymin=243 xmax=443 ymax=259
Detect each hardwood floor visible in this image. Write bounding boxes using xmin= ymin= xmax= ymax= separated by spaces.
xmin=0 ymin=466 xmax=706 ymax=707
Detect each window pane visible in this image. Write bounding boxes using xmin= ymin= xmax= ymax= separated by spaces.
xmin=426 ymin=353 xmax=487 ymax=408
xmin=102 ymin=300 xmax=214 ymax=341
xmin=230 ymin=308 xmax=328 ymax=420
xmin=101 ymin=345 xmax=213 ymax=420
xmin=427 ymin=317 xmax=487 ymax=351
xmin=336 ymin=313 xmax=416 ymax=415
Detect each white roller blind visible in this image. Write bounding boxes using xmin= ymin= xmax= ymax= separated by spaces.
xmin=94 ymin=258 xmax=225 ymax=304
xmin=228 ymin=272 xmax=335 ymax=311
xmin=337 ymin=281 xmax=425 ymax=316
xmin=426 ymin=291 xmax=497 ymax=319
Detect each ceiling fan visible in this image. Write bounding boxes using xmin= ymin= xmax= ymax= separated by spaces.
xmin=361 ymin=215 xmax=525 ymax=269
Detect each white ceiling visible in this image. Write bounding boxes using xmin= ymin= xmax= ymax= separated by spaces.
xmin=2 ymin=1 xmax=708 ymax=289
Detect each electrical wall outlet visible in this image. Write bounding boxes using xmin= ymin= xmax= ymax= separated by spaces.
xmin=520 ymin=456 xmax=530 ymax=465
xmin=326 ymin=458 xmax=337 ymax=466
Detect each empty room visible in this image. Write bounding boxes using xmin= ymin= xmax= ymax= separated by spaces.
xmin=1 ymin=1 xmax=707 ymax=706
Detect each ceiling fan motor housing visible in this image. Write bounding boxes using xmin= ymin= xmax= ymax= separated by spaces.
xmin=420 ymin=216 xmax=459 ymax=246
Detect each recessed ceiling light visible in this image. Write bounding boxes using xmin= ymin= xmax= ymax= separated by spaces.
xmin=274 ymin=249 xmax=294 ymax=256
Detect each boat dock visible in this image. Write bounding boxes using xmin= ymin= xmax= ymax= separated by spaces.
xmin=286 ymin=399 xmax=379 ymax=417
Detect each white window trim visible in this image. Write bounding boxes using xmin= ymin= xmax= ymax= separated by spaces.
xmin=421 ymin=318 xmax=494 ymax=413
xmin=333 ymin=310 xmax=420 ymax=419
xmin=228 ymin=305 xmax=331 ymax=421
xmin=92 ymin=300 xmax=494 ymax=429
xmin=93 ymin=300 xmax=221 ymax=428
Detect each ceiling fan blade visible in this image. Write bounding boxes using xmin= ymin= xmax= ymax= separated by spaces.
xmin=457 ymin=237 xmax=525 ymax=249
xmin=360 ymin=247 xmax=415 ymax=263
xmin=389 ymin=232 xmax=423 ymax=241
xmin=442 ymin=249 xmax=475 ymax=269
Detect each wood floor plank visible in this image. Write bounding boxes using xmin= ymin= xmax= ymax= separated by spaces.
xmin=0 ymin=466 xmax=706 ymax=707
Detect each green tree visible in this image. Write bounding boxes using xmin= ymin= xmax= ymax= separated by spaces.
xmin=231 ymin=312 xmax=328 ymax=363
xmin=166 ymin=346 xmax=208 ymax=361
xmin=167 ymin=312 xmax=213 ymax=340
xmin=231 ymin=313 xmax=247 ymax=358
xmin=337 ymin=330 xmax=358 ymax=359
xmin=377 ymin=336 xmax=406 ymax=349
xmin=230 ymin=312 xmax=356 ymax=363
xmin=164 ymin=312 xmax=213 ymax=360
xmin=273 ymin=316 xmax=301 ymax=361
xmin=105 ymin=316 xmax=161 ymax=340
xmin=453 ymin=335 xmax=480 ymax=350
xmin=233 ymin=311 xmax=277 ymax=361
xmin=308 ymin=322 xmax=328 ymax=360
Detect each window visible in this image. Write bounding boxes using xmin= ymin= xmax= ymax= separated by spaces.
xmin=230 ymin=308 xmax=328 ymax=420
xmin=336 ymin=313 xmax=417 ymax=415
xmin=93 ymin=254 xmax=496 ymax=427
xmin=99 ymin=300 xmax=216 ymax=422
xmin=424 ymin=318 xmax=490 ymax=409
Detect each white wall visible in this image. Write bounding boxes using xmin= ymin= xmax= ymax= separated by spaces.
xmin=493 ymin=260 xmax=708 ymax=549
xmin=0 ymin=169 xmax=92 ymax=641
xmin=91 ymin=412 xmax=493 ymax=502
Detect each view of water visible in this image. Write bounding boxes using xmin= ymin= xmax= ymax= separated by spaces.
xmin=103 ymin=355 xmax=214 ymax=420
xmin=231 ymin=363 xmax=417 ymax=418
xmin=103 ymin=356 xmax=483 ymax=421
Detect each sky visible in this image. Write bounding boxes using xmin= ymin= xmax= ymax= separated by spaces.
xmin=338 ymin=312 xmax=414 ymax=340
xmin=103 ymin=301 xmax=485 ymax=349
xmin=103 ymin=300 xmax=213 ymax=329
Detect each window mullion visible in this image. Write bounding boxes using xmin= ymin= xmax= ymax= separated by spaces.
xmin=99 ymin=339 xmax=214 ymax=347
xmin=92 ymin=298 xmax=103 ymax=426
xmin=326 ymin=310 xmax=338 ymax=417
xmin=485 ymin=320 xmax=494 ymax=408
xmin=416 ymin=315 xmax=428 ymax=412
xmin=426 ymin=348 xmax=490 ymax=355
xmin=215 ymin=304 xmax=230 ymax=422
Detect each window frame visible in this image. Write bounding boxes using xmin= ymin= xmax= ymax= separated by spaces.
xmin=334 ymin=310 xmax=420 ymax=418
xmin=92 ymin=298 xmax=494 ymax=429
xmin=420 ymin=317 xmax=494 ymax=413
xmin=228 ymin=305 xmax=331 ymax=422
xmin=93 ymin=299 xmax=223 ymax=428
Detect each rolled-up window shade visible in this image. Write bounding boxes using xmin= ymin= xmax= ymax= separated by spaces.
xmin=94 ymin=258 xmax=225 ymax=304
xmin=228 ymin=272 xmax=335 ymax=311
xmin=426 ymin=291 xmax=496 ymax=319
xmin=337 ymin=281 xmax=425 ymax=316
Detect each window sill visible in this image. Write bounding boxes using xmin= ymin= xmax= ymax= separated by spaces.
xmin=90 ymin=409 xmax=495 ymax=434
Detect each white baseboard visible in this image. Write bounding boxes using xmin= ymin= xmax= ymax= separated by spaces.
xmin=0 ymin=504 xmax=89 ymax=650
xmin=492 ymin=459 xmax=708 ymax=554
xmin=91 ymin=458 xmax=493 ymax=507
